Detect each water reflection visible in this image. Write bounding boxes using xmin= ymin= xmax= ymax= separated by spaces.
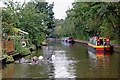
xmin=41 ymin=46 xmax=55 ymax=78
xmin=2 ymin=41 xmax=119 ymax=78
xmin=61 ymin=41 xmax=74 ymax=47
xmin=88 ymin=50 xmax=110 ymax=63
xmin=42 ymin=43 xmax=76 ymax=78
xmin=53 ymin=52 xmax=76 ymax=78
xmin=2 ymin=63 xmax=14 ymax=78
xmin=88 ymin=49 xmax=111 ymax=77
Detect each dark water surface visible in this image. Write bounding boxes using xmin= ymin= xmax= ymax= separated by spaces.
xmin=2 ymin=40 xmax=120 ymax=78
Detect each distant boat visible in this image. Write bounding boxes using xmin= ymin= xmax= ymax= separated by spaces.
xmin=61 ymin=37 xmax=75 ymax=43
xmin=88 ymin=36 xmax=111 ymax=52
xmin=61 ymin=37 xmax=65 ymax=42
xmin=68 ymin=37 xmax=75 ymax=43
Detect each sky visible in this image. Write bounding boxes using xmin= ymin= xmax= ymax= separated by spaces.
xmin=46 ymin=0 xmax=75 ymax=19
xmin=0 ymin=0 xmax=75 ymax=19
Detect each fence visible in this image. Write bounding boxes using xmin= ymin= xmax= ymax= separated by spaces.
xmin=3 ymin=40 xmax=14 ymax=55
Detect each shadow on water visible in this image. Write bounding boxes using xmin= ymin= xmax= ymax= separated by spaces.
xmin=2 ymin=40 xmax=120 ymax=78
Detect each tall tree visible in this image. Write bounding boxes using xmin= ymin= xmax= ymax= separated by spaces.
xmin=54 ymin=2 xmax=120 ymax=43
xmin=2 ymin=0 xmax=55 ymax=48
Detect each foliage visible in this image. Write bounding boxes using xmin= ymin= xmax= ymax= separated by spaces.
xmin=2 ymin=47 xmax=7 ymax=58
xmin=54 ymin=26 xmax=62 ymax=36
xmin=48 ymin=31 xmax=59 ymax=38
xmin=15 ymin=37 xmax=31 ymax=55
xmin=10 ymin=36 xmax=22 ymax=39
xmin=2 ymin=10 xmax=14 ymax=35
xmin=54 ymin=2 xmax=120 ymax=43
xmin=2 ymin=47 xmax=14 ymax=62
xmin=18 ymin=1 xmax=55 ymax=48
xmin=20 ymin=47 xmax=31 ymax=56
xmin=6 ymin=55 xmax=14 ymax=62
xmin=2 ymin=54 xmax=14 ymax=62
xmin=2 ymin=0 xmax=55 ymax=48
xmin=30 ymin=44 xmax=37 ymax=50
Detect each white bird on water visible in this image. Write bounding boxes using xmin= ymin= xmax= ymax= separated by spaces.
xmin=51 ymin=54 xmax=55 ymax=61
xmin=38 ymin=56 xmax=44 ymax=61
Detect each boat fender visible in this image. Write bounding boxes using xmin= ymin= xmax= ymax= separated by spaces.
xmin=21 ymin=42 xmax=26 ymax=47
xmin=103 ymin=46 xmax=106 ymax=50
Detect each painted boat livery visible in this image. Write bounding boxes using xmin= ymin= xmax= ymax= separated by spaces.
xmin=88 ymin=36 xmax=111 ymax=51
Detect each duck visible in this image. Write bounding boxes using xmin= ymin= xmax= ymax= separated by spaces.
xmin=38 ymin=56 xmax=44 ymax=61
xmin=51 ymin=53 xmax=55 ymax=61
xmin=32 ymin=56 xmax=38 ymax=63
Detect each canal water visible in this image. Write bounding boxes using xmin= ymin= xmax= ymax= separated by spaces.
xmin=2 ymin=40 xmax=120 ymax=78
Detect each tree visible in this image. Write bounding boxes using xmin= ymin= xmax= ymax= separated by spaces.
xmin=19 ymin=1 xmax=54 ymax=48
xmin=2 ymin=0 xmax=55 ymax=48
xmin=54 ymin=2 xmax=120 ymax=43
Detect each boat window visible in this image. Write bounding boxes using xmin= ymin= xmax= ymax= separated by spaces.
xmin=107 ymin=42 xmax=109 ymax=45
xmin=91 ymin=39 xmax=92 ymax=43
xmin=93 ymin=39 xmax=96 ymax=45
xmin=103 ymin=39 xmax=106 ymax=45
xmin=95 ymin=40 xmax=97 ymax=45
xmin=89 ymin=39 xmax=92 ymax=43
xmin=95 ymin=41 xmax=97 ymax=45
xmin=97 ymin=41 xmax=99 ymax=45
xmin=100 ymin=39 xmax=103 ymax=45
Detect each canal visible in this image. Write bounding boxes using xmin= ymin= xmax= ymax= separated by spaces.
xmin=2 ymin=40 xmax=120 ymax=78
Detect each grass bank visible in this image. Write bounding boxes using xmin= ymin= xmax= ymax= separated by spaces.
xmin=110 ymin=40 xmax=120 ymax=44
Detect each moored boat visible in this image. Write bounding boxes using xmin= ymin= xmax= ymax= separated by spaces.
xmin=61 ymin=37 xmax=65 ymax=42
xmin=68 ymin=37 xmax=75 ymax=43
xmin=65 ymin=37 xmax=69 ymax=42
xmin=61 ymin=37 xmax=75 ymax=43
xmin=88 ymin=36 xmax=111 ymax=52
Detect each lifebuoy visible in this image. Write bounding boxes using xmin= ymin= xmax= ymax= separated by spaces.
xmin=21 ymin=42 xmax=26 ymax=47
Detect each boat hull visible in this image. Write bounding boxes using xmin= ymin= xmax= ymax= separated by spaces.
xmin=68 ymin=40 xmax=75 ymax=43
xmin=88 ymin=43 xmax=111 ymax=52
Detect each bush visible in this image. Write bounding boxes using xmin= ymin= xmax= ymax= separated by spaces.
xmin=6 ymin=55 xmax=14 ymax=62
xmin=21 ymin=48 xmax=31 ymax=55
xmin=15 ymin=37 xmax=31 ymax=55
xmin=10 ymin=36 xmax=22 ymax=39
xmin=2 ymin=48 xmax=14 ymax=62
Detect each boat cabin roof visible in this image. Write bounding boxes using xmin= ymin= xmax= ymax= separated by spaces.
xmin=90 ymin=36 xmax=108 ymax=40
xmin=99 ymin=37 xmax=107 ymax=39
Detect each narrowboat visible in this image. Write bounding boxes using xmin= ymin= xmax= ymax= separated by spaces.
xmin=65 ymin=37 xmax=69 ymax=42
xmin=68 ymin=37 xmax=75 ymax=43
xmin=61 ymin=37 xmax=65 ymax=42
xmin=61 ymin=37 xmax=75 ymax=43
xmin=88 ymin=36 xmax=111 ymax=52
